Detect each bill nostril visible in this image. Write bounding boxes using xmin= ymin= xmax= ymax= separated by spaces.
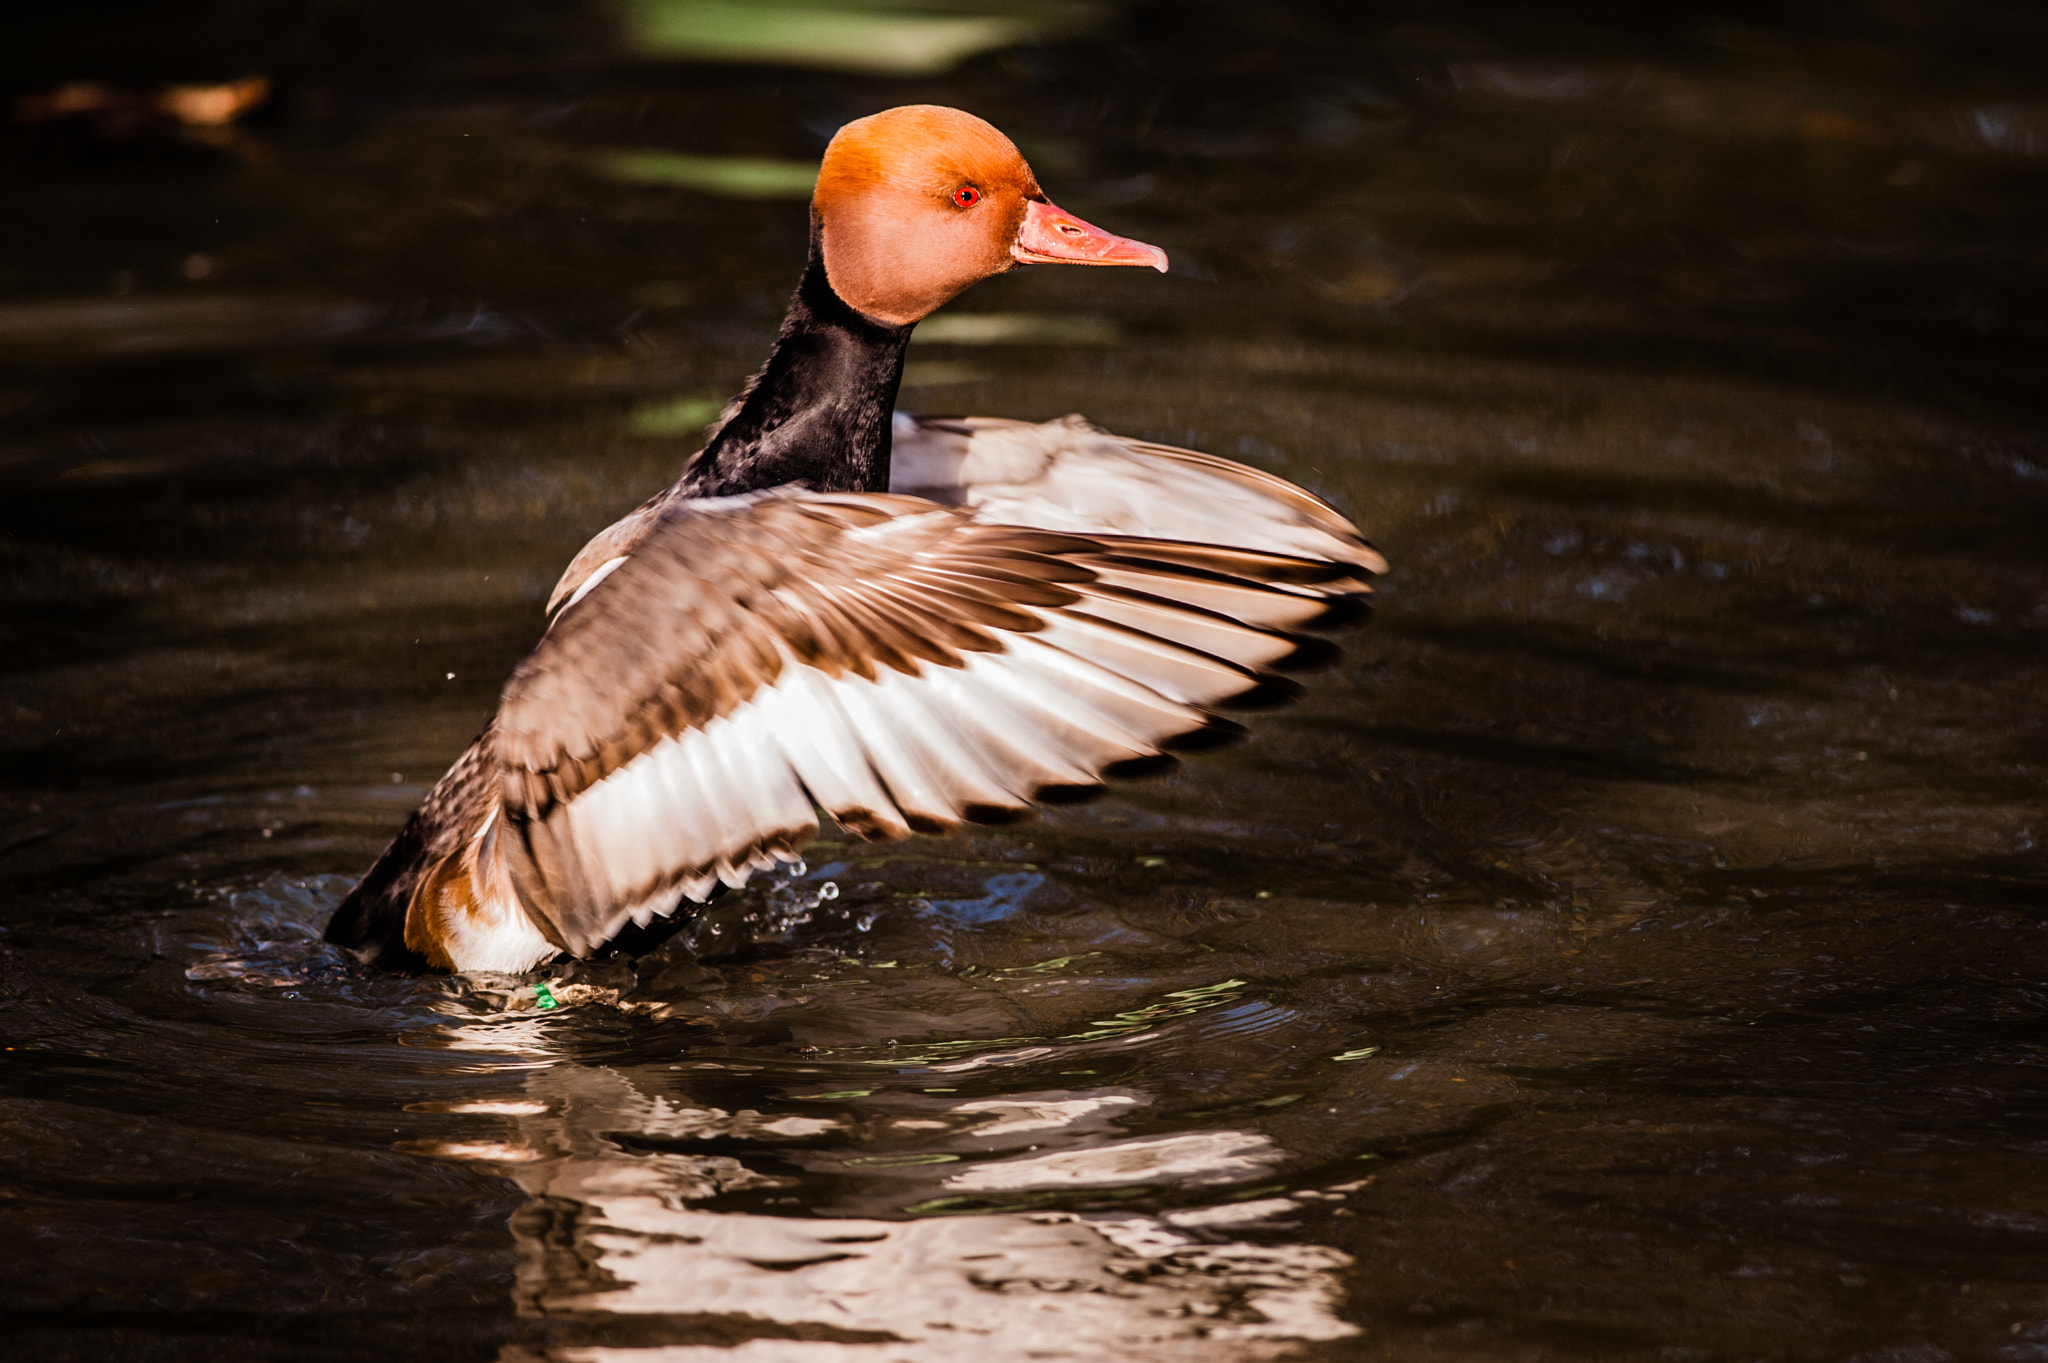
xmin=1013 ymin=199 xmax=1167 ymax=268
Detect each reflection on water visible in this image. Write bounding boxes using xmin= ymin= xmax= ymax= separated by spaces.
xmin=418 ymin=1021 xmax=1357 ymax=1360
xmin=4 ymin=0 xmax=2048 ymax=1358
xmin=619 ymin=0 xmax=1110 ymax=76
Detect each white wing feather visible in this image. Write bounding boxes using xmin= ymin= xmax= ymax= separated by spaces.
xmin=475 ymin=424 xmax=1384 ymax=962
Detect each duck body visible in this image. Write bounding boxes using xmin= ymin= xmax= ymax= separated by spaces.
xmin=323 ymin=107 xmax=1385 ymax=975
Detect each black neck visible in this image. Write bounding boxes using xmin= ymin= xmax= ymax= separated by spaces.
xmin=681 ymin=227 xmax=913 ymax=498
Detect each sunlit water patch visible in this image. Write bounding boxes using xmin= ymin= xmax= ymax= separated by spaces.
xmin=409 ymin=1061 xmax=1358 ymax=1360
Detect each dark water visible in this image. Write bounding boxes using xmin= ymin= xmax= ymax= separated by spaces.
xmin=4 ymin=2 xmax=2048 ymax=1358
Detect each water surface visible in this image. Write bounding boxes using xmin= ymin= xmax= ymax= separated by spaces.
xmin=3 ymin=2 xmax=2047 ymax=1358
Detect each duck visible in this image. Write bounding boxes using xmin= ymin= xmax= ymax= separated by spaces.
xmin=322 ymin=105 xmax=1387 ymax=975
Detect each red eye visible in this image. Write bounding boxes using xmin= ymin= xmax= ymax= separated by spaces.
xmin=952 ymin=185 xmax=982 ymax=208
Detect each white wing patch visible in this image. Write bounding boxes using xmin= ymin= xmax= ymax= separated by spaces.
xmin=891 ymin=413 xmax=1387 ymax=574
xmin=491 ymin=597 xmax=1271 ymax=957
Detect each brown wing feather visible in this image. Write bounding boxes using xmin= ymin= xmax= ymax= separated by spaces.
xmin=487 ymin=489 xmax=1363 ymax=956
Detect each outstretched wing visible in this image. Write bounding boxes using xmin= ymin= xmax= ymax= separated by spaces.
xmin=490 ymin=488 xmax=1371 ymax=956
xmin=889 ymin=412 xmax=1388 ymax=579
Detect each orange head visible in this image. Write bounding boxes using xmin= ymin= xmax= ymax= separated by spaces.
xmin=813 ymin=105 xmax=1168 ymax=327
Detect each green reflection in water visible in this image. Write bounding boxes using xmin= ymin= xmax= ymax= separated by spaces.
xmin=1064 ymin=978 xmax=1249 ymax=1042
xmin=843 ymin=1151 xmax=961 ymax=1167
xmin=619 ymin=0 xmax=1108 ymax=75
xmin=597 ymin=148 xmax=818 ymax=198
xmin=900 ymin=359 xmax=992 ymax=387
xmin=628 ymin=393 xmax=724 ymax=436
xmin=994 ymin=952 xmax=1101 ymax=976
xmin=913 ymin=312 xmax=1119 ymax=346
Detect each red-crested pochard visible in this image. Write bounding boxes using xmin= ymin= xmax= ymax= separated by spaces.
xmin=323 ymin=105 xmax=1386 ymax=974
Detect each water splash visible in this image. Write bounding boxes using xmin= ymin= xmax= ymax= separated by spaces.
xmin=182 ymin=873 xmax=357 ymax=988
xmin=686 ymin=860 xmax=844 ymax=949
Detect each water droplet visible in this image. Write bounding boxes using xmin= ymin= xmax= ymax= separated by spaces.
xmin=856 ymin=912 xmax=877 ymax=932
xmin=819 ymin=881 xmax=839 ymax=901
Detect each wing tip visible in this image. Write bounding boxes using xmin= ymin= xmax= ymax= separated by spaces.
xmin=832 ymin=807 xmax=911 ymax=841
xmin=1215 ymin=673 xmax=1305 ymax=711
xmin=1301 ymin=593 xmax=1376 ymax=632
xmin=1270 ymin=633 xmax=1346 ymax=673
xmin=962 ymin=801 xmax=1033 ymax=826
xmin=1161 ymin=717 xmax=1248 ymax=754
xmin=1102 ymin=752 xmax=1179 ymax=780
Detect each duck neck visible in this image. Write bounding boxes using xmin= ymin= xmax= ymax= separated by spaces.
xmin=682 ymin=225 xmax=913 ymax=498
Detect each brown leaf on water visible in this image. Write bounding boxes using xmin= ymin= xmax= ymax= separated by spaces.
xmin=157 ymin=76 xmax=271 ymax=127
xmin=12 ymin=75 xmax=270 ymax=129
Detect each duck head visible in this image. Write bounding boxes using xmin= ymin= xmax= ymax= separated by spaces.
xmin=814 ymin=104 xmax=1168 ymax=327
